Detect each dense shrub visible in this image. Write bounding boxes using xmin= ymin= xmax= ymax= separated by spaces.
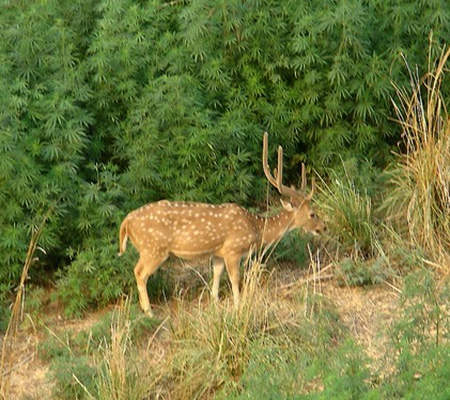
xmin=1 ymin=0 xmax=450 ymax=313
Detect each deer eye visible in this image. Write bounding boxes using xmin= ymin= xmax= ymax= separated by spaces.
xmin=309 ymin=212 xmax=316 ymax=218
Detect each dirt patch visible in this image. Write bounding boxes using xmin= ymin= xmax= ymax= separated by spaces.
xmin=322 ymin=282 xmax=400 ymax=366
xmin=1 ymin=307 xmax=111 ymax=400
xmin=1 ymin=329 xmax=52 ymax=400
xmin=275 ymin=264 xmax=401 ymax=367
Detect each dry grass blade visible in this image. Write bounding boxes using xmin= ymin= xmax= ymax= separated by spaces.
xmin=386 ymin=43 xmax=450 ymax=268
xmin=0 ymin=208 xmax=53 ymax=399
xmin=97 ymin=298 xmax=157 ymax=400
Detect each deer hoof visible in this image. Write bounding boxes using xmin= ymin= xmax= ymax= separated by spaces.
xmin=144 ymin=308 xmax=154 ymax=318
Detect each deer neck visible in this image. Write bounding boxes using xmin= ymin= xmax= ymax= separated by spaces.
xmin=254 ymin=210 xmax=295 ymax=246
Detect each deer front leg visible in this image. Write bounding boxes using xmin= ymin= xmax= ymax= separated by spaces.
xmin=134 ymin=254 xmax=166 ymax=317
xmin=224 ymin=255 xmax=241 ymax=310
xmin=212 ymin=257 xmax=225 ymax=303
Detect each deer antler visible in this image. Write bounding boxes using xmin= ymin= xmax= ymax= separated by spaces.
xmin=262 ymin=132 xmax=301 ymax=199
xmin=262 ymin=132 xmax=278 ymax=188
xmin=301 ymin=162 xmax=315 ymax=200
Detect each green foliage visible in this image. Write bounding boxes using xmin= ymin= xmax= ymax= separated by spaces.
xmin=380 ymin=269 xmax=450 ymax=399
xmin=0 ymin=0 xmax=97 ymax=290
xmin=54 ymin=237 xmax=172 ymax=317
xmin=40 ymin=327 xmax=99 ymax=399
xmin=49 ymin=355 xmax=97 ymax=400
xmin=53 ymin=237 xmax=133 ymax=318
xmin=381 ymin=345 xmax=450 ymax=400
xmin=36 ymin=267 xmax=450 ymax=399
xmin=1 ymin=0 xmax=450 ymax=314
xmin=272 ymin=230 xmax=310 ymax=266
xmin=0 ymin=306 xmax=12 ymax=333
xmin=336 ymin=256 xmax=389 ymax=287
xmin=218 ymin=296 xmax=369 ymax=399
xmin=391 ymin=269 xmax=449 ymax=353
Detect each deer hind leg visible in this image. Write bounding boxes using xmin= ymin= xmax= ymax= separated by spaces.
xmin=134 ymin=253 xmax=167 ymax=317
xmin=212 ymin=257 xmax=225 ymax=303
xmin=224 ymin=255 xmax=241 ymax=310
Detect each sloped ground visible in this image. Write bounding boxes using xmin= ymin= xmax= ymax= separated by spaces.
xmin=2 ymin=269 xmax=400 ymax=399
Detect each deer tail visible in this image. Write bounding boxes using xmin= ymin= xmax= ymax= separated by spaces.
xmin=118 ymin=219 xmax=128 ymax=256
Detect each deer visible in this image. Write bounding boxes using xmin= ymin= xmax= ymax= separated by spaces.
xmin=119 ymin=132 xmax=325 ymax=317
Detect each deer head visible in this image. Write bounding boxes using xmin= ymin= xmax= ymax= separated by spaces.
xmin=262 ymin=132 xmax=325 ymax=236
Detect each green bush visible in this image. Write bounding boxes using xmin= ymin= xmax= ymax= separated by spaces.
xmin=1 ymin=0 xmax=450 ymax=313
xmin=50 ymin=355 xmax=97 ymax=400
xmin=336 ymin=256 xmax=390 ymax=287
xmin=272 ymin=230 xmax=310 ymax=267
xmin=379 ymin=269 xmax=450 ymax=399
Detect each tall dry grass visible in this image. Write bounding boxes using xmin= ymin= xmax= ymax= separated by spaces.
xmin=160 ymin=253 xmax=274 ymax=399
xmin=90 ymin=252 xmax=274 ymax=400
xmin=386 ymin=45 xmax=450 ymax=268
xmin=0 ymin=210 xmax=52 ymax=400
xmin=96 ymin=299 xmax=157 ymax=400
xmin=93 ymin=246 xmax=332 ymax=400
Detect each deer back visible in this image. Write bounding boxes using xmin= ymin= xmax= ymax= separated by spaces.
xmin=123 ymin=200 xmax=260 ymax=260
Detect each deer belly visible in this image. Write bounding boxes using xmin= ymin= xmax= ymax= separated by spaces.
xmin=170 ymin=247 xmax=219 ymax=260
xmin=169 ymin=231 xmax=224 ymax=259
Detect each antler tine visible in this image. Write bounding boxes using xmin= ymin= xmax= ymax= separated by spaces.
xmin=303 ymin=162 xmax=316 ymax=200
xmin=277 ymin=145 xmax=283 ymax=190
xmin=276 ymin=144 xmax=299 ymax=198
xmin=263 ymin=132 xmax=299 ymax=198
xmin=262 ymin=132 xmax=278 ymax=188
xmin=306 ymin=176 xmax=316 ymax=200
xmin=301 ymin=163 xmax=306 ymax=191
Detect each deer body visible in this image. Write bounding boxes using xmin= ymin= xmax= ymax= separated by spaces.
xmin=119 ymin=133 xmax=325 ymax=317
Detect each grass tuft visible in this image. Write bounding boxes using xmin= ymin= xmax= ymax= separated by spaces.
xmin=385 ymin=45 xmax=450 ymax=268
xmin=96 ymin=299 xmax=155 ymax=400
xmin=318 ymin=163 xmax=378 ymax=257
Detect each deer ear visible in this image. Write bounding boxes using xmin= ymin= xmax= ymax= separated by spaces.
xmin=280 ymin=198 xmax=294 ymax=212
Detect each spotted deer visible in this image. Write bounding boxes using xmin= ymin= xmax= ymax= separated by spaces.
xmin=119 ymin=132 xmax=325 ymax=316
